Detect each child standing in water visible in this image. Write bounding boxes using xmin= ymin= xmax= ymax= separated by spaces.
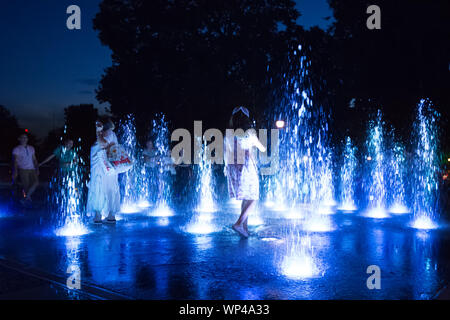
xmin=86 ymin=119 xmax=121 ymax=224
xmin=224 ymin=107 xmax=266 ymax=238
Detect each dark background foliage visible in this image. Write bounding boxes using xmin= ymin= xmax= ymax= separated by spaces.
xmin=0 ymin=0 xmax=449 ymax=163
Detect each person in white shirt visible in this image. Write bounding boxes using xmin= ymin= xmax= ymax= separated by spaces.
xmin=12 ymin=134 xmax=39 ymax=205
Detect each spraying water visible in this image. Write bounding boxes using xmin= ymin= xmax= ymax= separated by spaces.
xmin=273 ymin=44 xmax=335 ymax=225
xmin=118 ymin=114 xmax=139 ymax=213
xmin=411 ymin=99 xmax=440 ymax=229
xmin=149 ymin=113 xmax=174 ymax=217
xmin=364 ymin=110 xmax=389 ymax=218
xmin=185 ymin=138 xmax=218 ymax=234
xmin=52 ymin=137 xmax=89 ymax=236
xmin=339 ymin=137 xmax=358 ymax=212
xmin=388 ymin=141 xmax=409 ymax=214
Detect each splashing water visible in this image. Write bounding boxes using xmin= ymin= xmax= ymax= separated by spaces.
xmin=118 ymin=115 xmax=139 ymax=213
xmin=338 ymin=137 xmax=357 ymax=212
xmin=271 ymin=45 xmax=334 ymax=223
xmin=195 ymin=138 xmax=217 ymax=213
xmin=388 ymin=141 xmax=409 ymax=214
xmin=53 ymin=138 xmax=89 ymax=236
xmin=185 ymin=138 xmax=218 ymax=234
xmin=280 ymin=234 xmax=319 ymax=279
xmin=411 ymin=99 xmax=440 ymax=229
xmin=363 ymin=110 xmax=389 ymax=219
xmin=149 ymin=113 xmax=174 ymax=217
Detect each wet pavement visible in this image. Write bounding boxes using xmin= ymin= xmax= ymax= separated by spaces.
xmin=0 ymin=203 xmax=450 ymax=300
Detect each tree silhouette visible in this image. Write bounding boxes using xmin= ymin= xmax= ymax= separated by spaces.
xmin=0 ymin=105 xmax=22 ymax=162
xmin=326 ymin=0 xmax=450 ymax=148
xmin=64 ymin=104 xmax=99 ymax=161
xmin=93 ymin=0 xmax=301 ymax=138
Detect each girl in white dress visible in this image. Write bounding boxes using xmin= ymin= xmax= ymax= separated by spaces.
xmin=224 ymin=107 xmax=266 ymax=237
xmin=86 ymin=120 xmax=121 ymax=223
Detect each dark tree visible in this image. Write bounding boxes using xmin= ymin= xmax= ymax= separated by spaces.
xmin=326 ymin=0 xmax=450 ymax=149
xmin=93 ymin=0 xmax=301 ymax=138
xmin=0 ymin=105 xmax=23 ymax=162
xmin=64 ymin=104 xmax=99 ymax=161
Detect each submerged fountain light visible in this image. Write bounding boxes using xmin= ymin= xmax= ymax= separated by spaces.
xmin=121 ymin=203 xmax=140 ymax=214
xmin=137 ymin=200 xmax=151 ymax=208
xmin=280 ymin=236 xmax=319 ymax=279
xmin=118 ymin=115 xmax=140 ymax=213
xmin=364 ymin=207 xmax=390 ymax=219
xmin=281 ymin=253 xmax=316 ymax=279
xmin=149 ymin=203 xmax=174 ymax=217
xmin=411 ymin=216 xmax=438 ymax=230
xmin=339 ymin=203 xmax=357 ymax=212
xmin=229 ymin=198 xmax=241 ymax=207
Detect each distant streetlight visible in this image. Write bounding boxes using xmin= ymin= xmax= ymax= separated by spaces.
xmin=275 ymin=120 xmax=285 ymax=129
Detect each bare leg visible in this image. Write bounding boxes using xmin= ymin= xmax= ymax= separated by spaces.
xmin=243 ymin=217 xmax=248 ymax=234
xmin=233 ymin=200 xmax=255 ymax=237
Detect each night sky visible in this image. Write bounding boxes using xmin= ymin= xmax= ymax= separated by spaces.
xmin=0 ymin=0 xmax=332 ymax=138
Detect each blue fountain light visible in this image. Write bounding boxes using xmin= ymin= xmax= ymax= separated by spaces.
xmin=52 ymin=137 xmax=89 ymax=237
xmin=269 ymin=44 xmax=335 ymax=228
xmin=118 ymin=115 xmax=140 ymax=213
xmin=148 ymin=113 xmax=174 ymax=217
xmin=338 ymin=137 xmax=358 ymax=212
xmin=387 ymin=140 xmax=409 ymax=214
xmin=363 ymin=110 xmax=389 ymax=219
xmin=411 ymin=99 xmax=440 ymax=229
xmin=186 ymin=139 xmax=219 ymax=234
xmin=195 ymin=138 xmax=217 ymax=213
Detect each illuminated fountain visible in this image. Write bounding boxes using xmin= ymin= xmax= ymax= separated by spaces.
xmin=185 ymin=138 xmax=218 ymax=234
xmin=338 ymin=137 xmax=357 ymax=212
xmin=410 ymin=99 xmax=440 ymax=229
xmin=272 ymin=44 xmax=335 ymax=228
xmin=280 ymin=234 xmax=319 ymax=279
xmin=52 ymin=139 xmax=89 ymax=236
xmin=118 ymin=114 xmax=139 ymax=213
xmin=387 ymin=141 xmax=409 ymax=214
xmin=136 ymin=146 xmax=151 ymax=209
xmin=363 ymin=110 xmax=389 ymax=219
xmin=149 ymin=113 xmax=174 ymax=217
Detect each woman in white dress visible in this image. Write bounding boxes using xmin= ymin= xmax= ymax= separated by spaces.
xmin=224 ymin=107 xmax=266 ymax=238
xmin=86 ymin=119 xmax=121 ymax=224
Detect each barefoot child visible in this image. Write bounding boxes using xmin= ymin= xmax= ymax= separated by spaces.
xmin=224 ymin=106 xmax=266 ymax=238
